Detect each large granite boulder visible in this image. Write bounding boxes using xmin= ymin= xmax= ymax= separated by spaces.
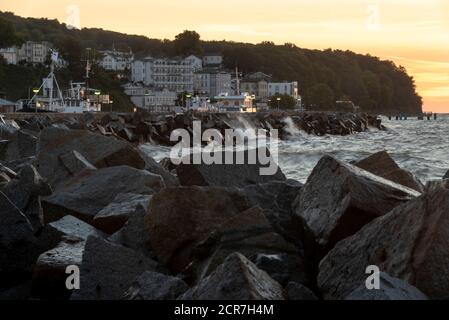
xmin=0 ymin=130 xmax=38 ymax=162
xmin=176 ymin=148 xmax=286 ymax=188
xmin=0 ymin=192 xmax=37 ymax=274
xmin=93 ymin=193 xmax=152 ymax=234
xmin=43 ymin=166 xmax=164 ymax=224
xmin=318 ymin=181 xmax=449 ymax=300
xmin=31 ymin=238 xmax=85 ymax=300
xmin=285 ymin=282 xmax=318 ymax=300
xmin=179 ymin=252 xmax=284 ymax=300
xmin=2 ymin=165 xmax=52 ymax=232
xmin=138 ymin=146 xmax=179 ymax=187
xmin=189 ymin=207 xmax=308 ymax=287
xmin=124 ymin=271 xmax=188 ymax=300
xmin=294 ymin=155 xmax=420 ymax=251
xmin=38 ymin=215 xmax=105 ymax=250
xmin=145 ymin=186 xmax=251 ymax=272
xmin=108 ymin=205 xmax=153 ymax=258
xmin=37 ymin=127 xmax=146 ymax=188
xmin=355 ymin=151 xmax=424 ymax=192
xmin=71 ymin=236 xmax=162 ymax=300
xmin=345 ymin=273 xmax=428 ymax=300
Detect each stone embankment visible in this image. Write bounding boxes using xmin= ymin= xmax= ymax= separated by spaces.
xmin=2 ymin=112 xmax=442 ymax=301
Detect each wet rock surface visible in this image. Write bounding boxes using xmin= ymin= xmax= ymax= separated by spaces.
xmin=344 ymin=273 xmax=428 ymax=300
xmin=355 ymin=151 xmax=424 ymax=192
xmin=3 ymin=113 xmax=446 ymax=302
xmin=179 ymin=253 xmax=285 ymax=300
xmin=124 ymin=271 xmax=189 ymax=300
xmin=42 ymin=166 xmax=163 ymax=224
xmin=294 ymin=155 xmax=420 ymax=252
xmin=318 ymin=180 xmax=449 ymax=300
xmin=71 ymin=236 xmax=162 ymax=300
xmin=176 ymin=148 xmax=286 ymax=188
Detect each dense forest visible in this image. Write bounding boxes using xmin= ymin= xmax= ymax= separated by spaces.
xmin=0 ymin=11 xmax=423 ymax=114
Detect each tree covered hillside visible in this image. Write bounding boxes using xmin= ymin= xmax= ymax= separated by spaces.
xmin=0 ymin=11 xmax=422 ymax=114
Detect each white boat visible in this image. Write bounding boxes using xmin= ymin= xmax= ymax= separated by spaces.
xmin=24 ymin=51 xmax=105 ymax=113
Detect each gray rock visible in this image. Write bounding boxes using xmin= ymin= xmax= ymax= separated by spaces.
xmin=145 ymin=186 xmax=251 ymax=272
xmin=38 ymin=215 xmax=105 ymax=250
xmin=138 ymin=146 xmax=179 ymax=187
xmin=295 ymin=155 xmax=420 ymax=251
xmin=179 ymin=252 xmax=284 ymax=300
xmin=176 ymin=148 xmax=286 ymax=188
xmin=124 ymin=271 xmax=188 ymax=300
xmin=2 ymin=165 xmax=52 ymax=232
xmin=59 ymin=150 xmax=97 ymax=176
xmin=32 ymin=238 xmax=85 ymax=300
xmin=318 ymin=180 xmax=449 ymax=300
xmin=94 ymin=193 xmax=152 ymax=234
xmin=286 ymin=282 xmax=318 ymax=300
xmin=190 ymin=207 xmax=307 ymax=287
xmin=37 ymin=127 xmax=146 ymax=188
xmin=43 ymin=166 xmax=164 ymax=224
xmin=0 ymin=130 xmax=38 ymax=162
xmin=444 ymin=170 xmax=449 ymax=180
xmin=0 ymin=192 xmax=37 ymax=273
xmin=345 ymin=273 xmax=428 ymax=300
xmin=71 ymin=236 xmax=162 ymax=300
xmin=108 ymin=205 xmax=153 ymax=257
xmin=355 ymin=151 xmax=424 ymax=192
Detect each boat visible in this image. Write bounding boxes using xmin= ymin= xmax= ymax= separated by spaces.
xmin=20 ymin=50 xmax=107 ymax=113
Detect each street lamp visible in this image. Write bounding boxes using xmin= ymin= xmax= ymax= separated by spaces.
xmin=276 ymin=97 xmax=281 ymax=111
xmin=185 ymin=94 xmax=192 ymax=110
xmin=94 ymin=91 xmax=101 ymax=112
xmin=32 ymin=88 xmax=40 ymax=113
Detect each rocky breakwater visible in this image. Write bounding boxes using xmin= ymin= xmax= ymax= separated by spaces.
xmin=2 ymin=111 xmax=385 ymax=148
xmin=1 ymin=116 xmax=441 ymax=301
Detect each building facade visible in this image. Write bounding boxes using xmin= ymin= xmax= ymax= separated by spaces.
xmin=214 ymin=93 xmax=255 ymax=113
xmin=17 ymin=41 xmax=53 ymax=65
xmin=203 ymin=54 xmax=223 ymax=67
xmin=185 ymin=55 xmax=203 ymax=70
xmin=240 ymin=72 xmax=272 ymax=99
xmin=194 ymin=69 xmax=232 ymax=97
xmin=268 ymin=81 xmax=299 ymax=99
xmin=0 ymin=47 xmax=18 ymax=65
xmin=123 ymin=83 xmax=177 ymax=112
xmin=131 ymin=56 xmax=194 ymax=93
xmin=99 ymin=50 xmax=134 ymax=71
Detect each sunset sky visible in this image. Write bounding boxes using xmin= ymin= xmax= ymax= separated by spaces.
xmin=2 ymin=0 xmax=449 ymax=112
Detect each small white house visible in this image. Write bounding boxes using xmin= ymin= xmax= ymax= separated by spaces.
xmin=0 ymin=47 xmax=18 ymax=65
xmin=203 ymin=54 xmax=223 ymax=67
xmin=99 ymin=50 xmax=134 ymax=71
xmin=185 ymin=55 xmax=203 ymax=71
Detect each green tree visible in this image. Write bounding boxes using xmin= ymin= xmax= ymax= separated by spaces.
xmin=305 ymin=83 xmax=335 ymax=110
xmin=268 ymin=94 xmax=296 ymax=110
xmin=172 ymin=30 xmax=203 ymax=57
xmin=0 ymin=17 xmax=22 ymax=48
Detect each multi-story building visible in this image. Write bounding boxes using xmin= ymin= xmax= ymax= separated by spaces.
xmin=123 ymin=83 xmax=177 ymax=112
xmin=99 ymin=50 xmax=134 ymax=71
xmin=268 ymin=81 xmax=299 ymax=99
xmin=17 ymin=41 xmax=53 ymax=65
xmin=193 ymin=68 xmax=233 ymax=97
xmin=240 ymin=72 xmax=272 ymax=99
xmin=131 ymin=56 xmax=194 ymax=93
xmin=0 ymin=47 xmax=18 ymax=65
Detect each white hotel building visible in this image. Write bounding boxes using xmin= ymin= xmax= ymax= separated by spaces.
xmin=131 ymin=56 xmax=194 ymax=93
